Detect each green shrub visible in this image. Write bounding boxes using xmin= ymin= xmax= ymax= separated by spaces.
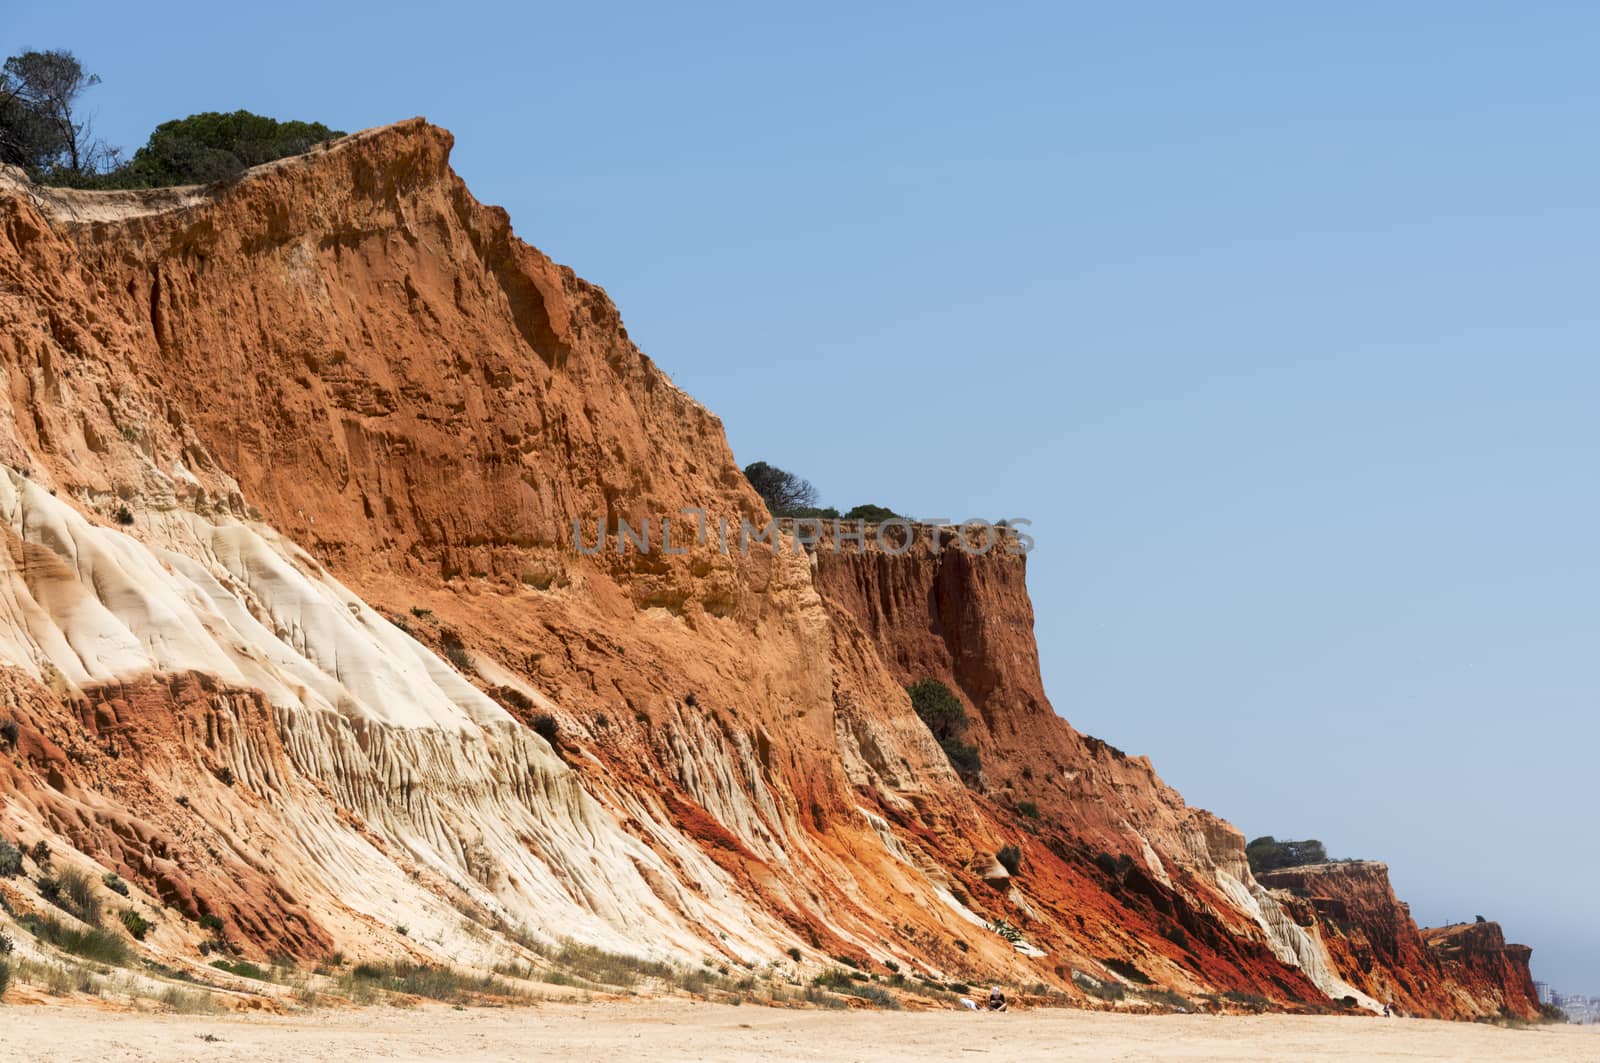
xmin=1094 ymin=851 xmax=1133 ymax=879
xmin=1244 ymin=836 xmax=1330 ymax=873
xmin=813 ymin=968 xmax=855 ymax=989
xmin=102 ymin=873 xmax=129 ymax=896
xmin=344 ymin=961 xmax=522 ymax=1002
xmin=908 ymin=681 xmax=982 ymax=775
xmin=1017 ymin=801 xmax=1040 ymax=820
xmin=158 ymin=985 xmax=221 ymax=1013
xmin=198 ymin=913 xmax=224 ymax=933
xmin=101 ymin=111 xmax=345 ymax=188
xmin=210 ymin=958 xmax=270 ymax=981
xmin=120 ymin=909 xmax=151 ymax=941
xmin=0 ymin=719 xmax=17 ymax=747
xmin=546 ymin=940 xmax=672 ymax=987
xmin=938 ymin=738 xmax=982 ymax=776
xmin=997 ymin=845 xmax=1022 ymax=876
xmin=843 ymin=504 xmax=900 ymax=523
xmin=0 ymin=957 xmax=9 ymax=1000
xmin=22 ymin=913 xmax=130 ymax=964
xmin=839 ymin=980 xmax=898 ymax=1008
xmin=0 ymin=840 xmax=21 ymax=877
xmin=907 ymin=679 xmax=965 ymax=739
xmin=802 ymin=984 xmax=848 ymax=1008
xmin=785 ymin=946 xmax=802 ymax=962
xmin=813 ymin=967 xmax=896 ymax=1005
xmin=38 ymin=868 xmax=101 ymax=924
xmin=28 ymin=841 xmax=49 ymax=866
xmin=115 ymin=505 xmax=134 ymax=525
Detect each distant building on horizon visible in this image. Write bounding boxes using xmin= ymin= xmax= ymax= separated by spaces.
xmin=1535 ymin=981 xmax=1553 ymax=1005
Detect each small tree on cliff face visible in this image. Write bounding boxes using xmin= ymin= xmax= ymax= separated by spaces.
xmin=907 ymin=678 xmax=982 ymax=778
xmin=742 ymin=461 xmax=819 ymax=517
xmin=908 ymin=679 xmax=964 ymax=740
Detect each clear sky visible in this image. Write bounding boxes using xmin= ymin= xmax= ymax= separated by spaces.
xmin=10 ymin=2 xmax=1596 ymax=989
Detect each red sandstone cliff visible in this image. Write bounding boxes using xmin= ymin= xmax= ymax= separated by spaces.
xmin=1256 ymin=863 xmax=1538 ymax=1020
xmin=0 ymin=121 xmax=1537 ymax=1015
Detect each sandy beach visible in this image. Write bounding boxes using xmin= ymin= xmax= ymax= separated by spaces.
xmin=1 ymin=1001 xmax=1593 ymax=1062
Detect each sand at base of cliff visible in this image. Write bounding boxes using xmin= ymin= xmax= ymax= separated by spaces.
xmin=2 ymin=1001 xmax=1595 ymax=1062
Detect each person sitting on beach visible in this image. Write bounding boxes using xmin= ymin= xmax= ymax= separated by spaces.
xmin=987 ymin=986 xmax=1008 ymax=1012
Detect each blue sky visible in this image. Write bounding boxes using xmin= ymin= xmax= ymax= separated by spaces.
xmin=10 ymin=2 xmax=1596 ymax=989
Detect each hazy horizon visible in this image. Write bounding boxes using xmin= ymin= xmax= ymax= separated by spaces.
xmin=11 ymin=1 xmax=1595 ymax=989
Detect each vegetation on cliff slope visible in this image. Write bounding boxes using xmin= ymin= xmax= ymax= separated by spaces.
xmin=907 ymin=678 xmax=981 ymax=777
xmin=1 ymin=48 xmax=340 ymax=187
xmin=1246 ymin=836 xmax=1329 ymax=873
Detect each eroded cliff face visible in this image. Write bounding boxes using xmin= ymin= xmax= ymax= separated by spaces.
xmin=0 ymin=121 xmax=1533 ymax=1014
xmin=1257 ymin=863 xmax=1538 ymax=1020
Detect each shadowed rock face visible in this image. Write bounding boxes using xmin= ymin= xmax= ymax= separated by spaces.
xmin=0 ymin=123 xmax=1533 ymax=1014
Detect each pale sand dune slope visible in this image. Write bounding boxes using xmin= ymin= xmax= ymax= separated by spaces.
xmin=1 ymin=1003 xmax=1595 ymax=1063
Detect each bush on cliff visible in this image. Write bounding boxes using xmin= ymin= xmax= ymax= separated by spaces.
xmin=0 ymin=840 xmax=21 ymax=877
xmin=907 ymin=678 xmax=982 ymax=777
xmin=106 ymin=111 xmax=344 ymax=187
xmin=843 ymin=504 xmax=900 ymax=523
xmin=3 ymin=48 xmax=342 ymax=188
xmin=119 ymin=909 xmax=152 ymax=942
xmin=938 ymin=738 xmax=981 ymax=775
xmin=908 ymin=679 xmax=964 ymax=739
xmin=21 ymin=913 xmax=130 ymax=965
xmin=1245 ymin=836 xmax=1328 ymax=873
xmin=37 ymin=867 xmax=101 ymax=925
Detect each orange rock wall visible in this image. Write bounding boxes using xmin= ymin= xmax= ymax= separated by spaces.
xmin=0 ymin=124 xmax=1537 ymax=1016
